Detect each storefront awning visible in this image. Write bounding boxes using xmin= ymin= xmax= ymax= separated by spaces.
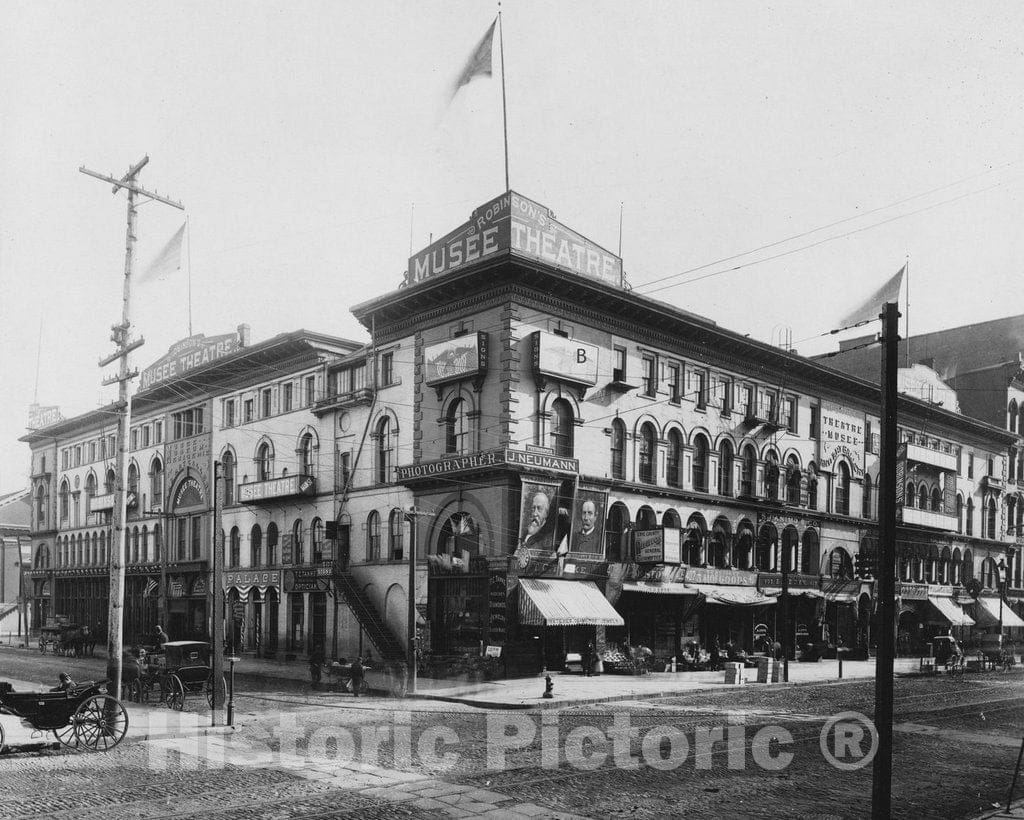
xmin=692 ymin=585 xmax=776 ymax=606
xmin=973 ymin=596 xmax=1024 ymax=628
xmin=926 ymin=595 xmax=975 ymax=627
xmin=622 ymin=581 xmax=696 ymax=596
xmin=519 ymin=578 xmax=624 ymax=627
xmin=761 ymin=587 xmax=826 ymax=599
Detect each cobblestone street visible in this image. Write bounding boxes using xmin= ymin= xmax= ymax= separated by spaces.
xmin=1 ymin=658 xmax=1022 ymax=818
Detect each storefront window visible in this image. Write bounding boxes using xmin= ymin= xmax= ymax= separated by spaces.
xmin=289 ymin=595 xmax=304 ymax=651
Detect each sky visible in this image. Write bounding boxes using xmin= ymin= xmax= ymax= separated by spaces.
xmin=2 ymin=2 xmax=1023 ymax=493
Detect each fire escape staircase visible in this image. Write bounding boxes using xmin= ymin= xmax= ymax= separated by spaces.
xmin=332 ymin=571 xmax=405 ymax=662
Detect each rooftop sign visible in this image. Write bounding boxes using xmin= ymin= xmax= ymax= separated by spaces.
xmin=402 ymin=191 xmax=624 ymax=290
xmin=140 ymin=332 xmax=239 ymax=390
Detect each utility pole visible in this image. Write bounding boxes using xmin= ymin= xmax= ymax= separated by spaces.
xmin=81 ymin=156 xmax=183 ymax=700
xmin=210 ymin=461 xmax=225 ymax=723
xmin=404 ymin=507 xmax=420 ymax=695
xmin=872 ymin=302 xmax=900 ymax=819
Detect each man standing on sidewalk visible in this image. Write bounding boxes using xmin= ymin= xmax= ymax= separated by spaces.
xmin=349 ymin=655 xmax=365 ymax=697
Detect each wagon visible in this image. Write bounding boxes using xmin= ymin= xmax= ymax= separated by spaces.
xmin=38 ymin=625 xmax=62 ymax=654
xmin=148 ymin=641 xmax=224 ymax=710
xmin=0 ymin=678 xmax=128 ymax=752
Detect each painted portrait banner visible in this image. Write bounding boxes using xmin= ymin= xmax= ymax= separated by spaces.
xmin=571 ymin=487 xmax=607 ymax=555
xmin=517 ymin=479 xmax=564 ymax=552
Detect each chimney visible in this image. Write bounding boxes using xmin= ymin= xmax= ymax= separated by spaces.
xmin=237 ymin=324 xmax=251 ymax=347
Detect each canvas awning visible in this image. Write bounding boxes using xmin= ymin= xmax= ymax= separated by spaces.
xmin=622 ymin=581 xmax=696 ymax=596
xmin=692 ymin=585 xmax=776 ymax=606
xmin=973 ymin=596 xmax=1024 ymax=628
xmin=519 ymin=578 xmax=624 ymax=627
xmin=926 ymin=595 xmax=975 ymax=627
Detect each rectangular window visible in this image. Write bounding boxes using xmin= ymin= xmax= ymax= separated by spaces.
xmin=154 ymin=421 xmax=163 ymax=444
xmin=721 ymin=378 xmax=734 ymax=414
xmin=143 ymin=426 xmax=151 ymax=447
xmin=261 ymin=388 xmax=273 ymax=418
xmin=865 ymin=420 xmax=874 ymax=454
xmin=380 ymin=351 xmax=394 ymax=386
xmin=613 ymin=346 xmax=627 ymax=382
xmin=225 ymin=399 xmax=236 ymax=428
xmin=338 ymin=451 xmax=352 ymax=491
xmin=62 ymin=449 xmax=69 ymax=470
xmin=641 ymin=354 xmax=657 ymax=397
xmin=89 ymin=442 xmax=96 ymax=462
xmin=809 ymin=405 xmax=820 ymax=439
xmin=694 ymin=369 xmax=708 ymax=409
xmin=243 ymin=399 xmax=254 ymax=424
xmin=968 ymin=454 xmax=974 ymax=479
xmin=783 ymin=397 xmax=797 ymax=434
xmin=191 ymin=516 xmax=202 ymax=560
xmin=667 ymin=363 xmax=681 ymax=403
xmin=74 ymin=446 xmax=81 ymax=466
xmin=130 ymin=429 xmax=139 ymax=450
xmin=282 ymin=382 xmax=293 ymax=412
xmin=742 ymin=385 xmax=755 ymax=416
xmin=171 ymin=407 xmax=205 ymax=440
xmin=305 ymin=375 xmax=316 ymax=406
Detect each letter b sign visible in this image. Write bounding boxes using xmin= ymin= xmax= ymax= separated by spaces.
xmin=576 ymin=348 xmax=587 ymax=364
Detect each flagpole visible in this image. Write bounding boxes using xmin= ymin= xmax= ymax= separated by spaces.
xmin=904 ymin=256 xmax=909 ymax=369
xmin=186 ymin=216 xmax=193 ymax=337
xmin=498 ymin=8 xmax=510 ymax=191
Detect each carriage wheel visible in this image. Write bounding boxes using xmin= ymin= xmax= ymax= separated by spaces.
xmin=166 ymin=674 xmax=185 ymax=711
xmin=74 ymin=695 xmax=129 ymax=752
xmin=53 ymin=722 xmax=79 ymax=749
xmin=205 ymin=674 xmax=227 ymax=708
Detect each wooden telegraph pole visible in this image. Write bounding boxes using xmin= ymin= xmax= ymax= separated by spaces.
xmin=80 ymin=157 xmax=183 ymax=699
xmin=872 ymin=302 xmax=901 ymax=818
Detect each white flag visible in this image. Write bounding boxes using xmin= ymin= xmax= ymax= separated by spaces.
xmin=449 ymin=19 xmax=496 ymax=101
xmin=837 ymin=265 xmax=905 ymax=329
xmin=138 ymin=222 xmax=185 ymax=283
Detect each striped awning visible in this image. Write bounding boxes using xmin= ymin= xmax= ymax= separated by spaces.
xmin=519 ymin=579 xmax=624 ymax=627
xmin=974 ymin=596 xmax=1024 ymax=628
xmin=926 ymin=595 xmax=975 ymax=626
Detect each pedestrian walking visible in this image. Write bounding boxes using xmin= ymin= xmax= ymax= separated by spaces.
xmin=583 ymin=641 xmax=594 ymax=677
xmin=155 ymin=624 xmax=170 ymax=646
xmin=709 ymin=635 xmax=721 ymax=671
xmin=349 ymin=655 xmax=365 ymax=696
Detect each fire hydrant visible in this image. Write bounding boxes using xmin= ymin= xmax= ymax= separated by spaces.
xmin=542 ymin=675 xmax=554 ymax=699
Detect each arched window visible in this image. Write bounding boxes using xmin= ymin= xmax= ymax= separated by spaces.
xmin=1011 ymin=448 xmax=1018 ymax=483
xmin=290 ymin=520 xmax=302 ymax=564
xmin=666 ymin=429 xmax=682 ymax=488
xmin=981 ymin=557 xmax=998 ymax=589
xmin=445 ymin=398 xmax=470 ymax=455
xmin=267 ymin=522 xmax=279 ymax=565
xmin=376 ymin=417 xmax=392 ymax=483
xmin=917 ymin=484 xmax=928 ymax=510
xmin=59 ymin=480 xmax=69 ymax=522
xmin=807 ymin=465 xmax=819 ymax=509
xmin=636 ymin=505 xmax=658 ymax=530
xmin=763 ymin=452 xmax=780 ymax=501
xmin=638 ymin=423 xmax=656 ymax=484
xmin=367 ymin=511 xmax=381 ymax=561
xmin=35 ymin=484 xmax=47 ymax=529
xmin=605 ymin=502 xmax=629 ymax=561
xmin=987 ymin=497 xmax=997 ymax=539
xmin=781 ymin=526 xmax=799 ymax=573
xmin=708 ymin=522 xmax=730 ymax=569
xmin=966 ymin=498 xmax=974 ymax=535
xmin=299 ymin=432 xmax=315 ymax=475
xmin=229 ymin=527 xmax=241 ymax=568
xmin=389 ymin=508 xmax=404 ymax=561
xmin=127 ymin=463 xmax=140 ymax=515
xmin=862 ymin=474 xmax=873 ymax=519
xmin=105 ymin=468 xmax=116 ymax=494
xmin=34 ymin=544 xmax=50 ymax=570
xmin=610 ymin=419 xmax=626 ymax=480
xmin=84 ymin=473 xmax=96 ymax=514
xmin=785 ymin=457 xmax=801 ymax=505
xmin=662 ymin=509 xmax=681 ymax=529
xmin=131 ymin=527 xmax=140 ymax=563
xmin=931 ymin=487 xmax=942 ymax=512
xmin=222 ymin=451 xmax=235 ymax=506
xmin=734 ymin=525 xmax=754 ymax=570
xmin=692 ymin=435 xmax=709 ymax=492
xmin=835 ymin=463 xmax=851 ymax=515
xmin=905 ymin=481 xmax=916 ymax=508
xmin=756 ymin=524 xmax=776 ymax=571
xmin=1010 ymin=400 xmax=1019 ymax=432
xmin=150 ymin=457 xmax=164 ymax=509
xmin=829 ymin=548 xmax=853 ymax=579
xmin=717 ymin=440 xmax=734 ymax=496
xmin=685 ymin=520 xmax=705 ymax=566
xmin=141 ymin=525 xmax=148 ymax=562
xmin=311 ymin=518 xmax=325 ymax=563
xmin=963 ymin=549 xmax=974 ymax=582
xmin=549 ymin=398 xmax=574 ymax=457
xmin=256 ymin=442 xmax=273 ymax=482
xmin=250 ymin=525 xmax=263 ymax=567
xmin=152 ymin=524 xmax=160 ymax=562
xmin=740 ymin=445 xmax=757 ymax=497
xmin=801 ymin=529 xmax=820 ymax=574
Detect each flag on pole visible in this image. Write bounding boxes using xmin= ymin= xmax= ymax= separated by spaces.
xmin=837 ymin=265 xmax=906 ymax=329
xmin=449 ymin=19 xmax=497 ymax=101
xmin=138 ymin=222 xmax=186 ymax=283
xmin=142 ymin=578 xmax=158 ymax=598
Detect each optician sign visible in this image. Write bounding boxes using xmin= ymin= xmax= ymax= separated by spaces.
xmin=424 ymin=332 xmax=489 ymax=385
xmin=532 ymin=331 xmax=599 ymax=386
xmin=402 ymin=191 xmax=624 ymax=290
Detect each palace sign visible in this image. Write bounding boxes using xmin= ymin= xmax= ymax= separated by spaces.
xmin=402 ymin=191 xmax=624 ymax=290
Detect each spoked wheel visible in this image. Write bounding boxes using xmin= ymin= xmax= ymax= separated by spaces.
xmin=166 ymin=674 xmax=185 ymax=711
xmin=53 ymin=722 xmax=80 ymax=749
xmin=74 ymin=695 xmax=129 ymax=752
xmin=205 ymin=674 xmax=227 ymax=708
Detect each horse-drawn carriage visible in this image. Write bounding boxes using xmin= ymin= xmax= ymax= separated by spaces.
xmin=129 ymin=641 xmax=224 ymax=710
xmin=38 ymin=624 xmax=96 ymax=658
xmin=0 ymin=677 xmax=128 ymax=753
